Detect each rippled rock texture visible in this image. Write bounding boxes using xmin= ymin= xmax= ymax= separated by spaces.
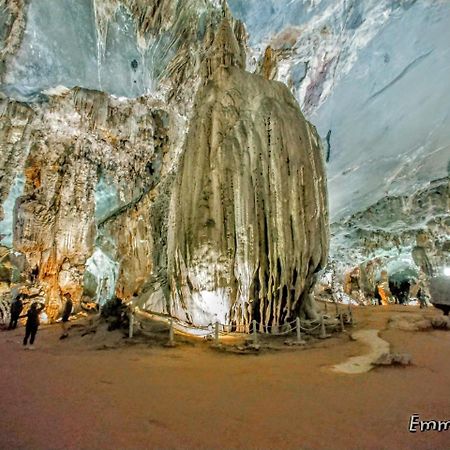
xmin=331 ymin=178 xmax=449 ymax=272
xmin=167 ymin=21 xmax=328 ymax=328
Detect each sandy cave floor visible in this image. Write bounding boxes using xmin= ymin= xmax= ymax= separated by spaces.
xmin=0 ymin=305 xmax=449 ymax=450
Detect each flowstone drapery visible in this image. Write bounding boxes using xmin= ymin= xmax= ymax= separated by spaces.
xmin=167 ymin=20 xmax=329 ymax=330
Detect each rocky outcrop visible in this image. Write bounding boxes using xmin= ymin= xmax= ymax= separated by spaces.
xmin=166 ymin=20 xmax=328 ymax=329
xmin=330 ymin=178 xmax=449 ymax=277
xmin=430 ymin=276 xmax=450 ymax=316
xmin=0 ymin=89 xmax=171 ymax=319
xmin=0 ymin=245 xmax=27 ymax=283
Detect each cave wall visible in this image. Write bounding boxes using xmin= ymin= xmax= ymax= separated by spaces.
xmin=228 ymin=0 xmax=450 ymax=220
xmin=0 ymin=89 xmax=170 ymax=318
xmin=0 ymin=1 xmax=330 ymax=326
xmin=330 ymin=177 xmax=450 ymax=278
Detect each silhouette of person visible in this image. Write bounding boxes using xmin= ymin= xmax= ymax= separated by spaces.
xmin=60 ymin=293 xmax=73 ymax=339
xmin=23 ymin=302 xmax=45 ymax=349
xmin=8 ymin=294 xmax=24 ymax=330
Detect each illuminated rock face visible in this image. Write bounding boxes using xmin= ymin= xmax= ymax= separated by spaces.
xmin=0 ymin=90 xmax=169 ymax=319
xmin=167 ymin=21 xmax=328 ymax=328
xmin=0 ymin=3 xmax=329 ymax=326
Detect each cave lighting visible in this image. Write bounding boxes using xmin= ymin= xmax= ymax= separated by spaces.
xmin=443 ymin=267 xmax=450 ymax=277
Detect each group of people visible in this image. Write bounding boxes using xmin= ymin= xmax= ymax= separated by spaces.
xmin=7 ymin=291 xmax=73 ymax=349
xmin=344 ymin=266 xmax=431 ymax=307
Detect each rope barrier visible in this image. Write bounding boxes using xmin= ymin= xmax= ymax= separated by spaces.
xmin=133 ymin=307 xmax=343 ymax=346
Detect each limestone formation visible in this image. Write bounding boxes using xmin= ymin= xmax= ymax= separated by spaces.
xmin=167 ymin=20 xmax=328 ymax=330
xmin=330 ymin=179 xmax=450 ymax=286
xmin=374 ymin=352 xmax=412 ymax=366
xmin=0 ymin=88 xmax=172 ymax=319
xmin=430 ymin=276 xmax=450 ymax=316
xmin=0 ymin=3 xmax=329 ymax=329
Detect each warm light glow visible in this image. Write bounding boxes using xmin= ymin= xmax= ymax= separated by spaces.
xmin=444 ymin=267 xmax=450 ymax=277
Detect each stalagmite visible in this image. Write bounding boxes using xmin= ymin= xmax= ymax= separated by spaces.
xmin=167 ymin=19 xmax=329 ymax=330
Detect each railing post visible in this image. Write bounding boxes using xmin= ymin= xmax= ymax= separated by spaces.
xmin=296 ymin=317 xmax=306 ymax=345
xmin=128 ymin=308 xmax=134 ymax=339
xmin=340 ymin=312 xmax=345 ymax=332
xmin=167 ymin=319 xmax=175 ymax=346
xmin=252 ymin=319 xmax=258 ymax=345
xmin=320 ymin=315 xmax=330 ymax=339
xmin=214 ymin=321 xmax=219 ymax=346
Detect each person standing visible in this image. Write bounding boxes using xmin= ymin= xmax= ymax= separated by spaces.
xmin=8 ymin=293 xmax=24 ymax=330
xmin=60 ymin=293 xmax=73 ymax=339
xmin=23 ymin=302 xmax=45 ymax=349
xmin=411 ymin=232 xmax=434 ymax=306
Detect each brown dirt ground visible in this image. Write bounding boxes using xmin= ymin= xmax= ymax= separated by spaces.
xmin=0 ymin=305 xmax=449 ymax=450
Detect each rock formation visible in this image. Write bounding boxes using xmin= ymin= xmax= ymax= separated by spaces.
xmin=166 ymin=20 xmax=328 ymax=329
xmin=1 ymin=88 xmax=172 ymax=319
xmin=229 ymin=0 xmax=450 ymax=221
xmin=0 ymin=2 xmax=329 ymax=328
xmin=330 ymin=178 xmax=449 ymax=282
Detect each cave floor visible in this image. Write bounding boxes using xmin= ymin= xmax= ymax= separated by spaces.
xmin=0 ymin=306 xmax=449 ymax=450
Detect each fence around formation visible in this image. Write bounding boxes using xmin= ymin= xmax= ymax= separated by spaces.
xmin=129 ymin=303 xmax=354 ymax=346
xmin=0 ymin=294 xmax=353 ymax=346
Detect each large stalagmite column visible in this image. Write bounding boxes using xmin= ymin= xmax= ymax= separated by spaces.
xmin=167 ymin=19 xmax=329 ymax=330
